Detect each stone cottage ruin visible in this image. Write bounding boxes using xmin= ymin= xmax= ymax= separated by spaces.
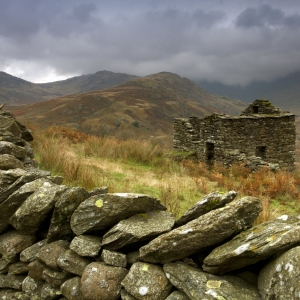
xmin=173 ymin=99 xmax=296 ymax=170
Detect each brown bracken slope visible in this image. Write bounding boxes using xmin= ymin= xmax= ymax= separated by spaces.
xmin=9 ymin=72 xmax=246 ymax=145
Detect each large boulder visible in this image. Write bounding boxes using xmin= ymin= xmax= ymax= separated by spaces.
xmin=202 ymin=214 xmax=300 ymax=274
xmin=0 ymin=178 xmax=54 ymax=234
xmin=0 ymin=168 xmax=27 ymax=192
xmin=0 ymin=141 xmax=27 ymax=159
xmin=69 ymin=235 xmax=102 ymax=257
xmin=121 ymin=262 xmax=172 ymax=300
xmin=9 ymin=184 xmax=67 ymax=234
xmin=175 ymin=190 xmax=237 ymax=227
xmin=139 ymin=196 xmax=262 ymax=264
xmin=258 ymin=245 xmax=300 ymax=299
xmin=57 ymin=249 xmax=94 ymax=276
xmin=35 ymin=240 xmax=70 ymax=271
xmin=60 ymin=276 xmax=83 ymax=300
xmin=70 ymin=193 xmax=166 ymax=235
xmin=0 ymin=230 xmax=36 ymax=259
xmin=0 ymin=154 xmax=23 ymax=170
xmin=102 ymin=210 xmax=175 ymax=250
xmin=47 ymin=187 xmax=90 ymax=242
xmin=0 ymin=170 xmax=51 ymax=204
xmin=20 ymin=240 xmax=47 ymax=263
xmin=81 ymin=262 xmax=128 ymax=300
xmin=163 ymin=261 xmax=261 ymax=300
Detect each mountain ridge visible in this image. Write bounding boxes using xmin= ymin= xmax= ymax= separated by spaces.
xmin=8 ymin=72 xmax=246 ymax=146
xmin=0 ymin=70 xmax=138 ymax=105
xmin=196 ymin=71 xmax=300 ymax=113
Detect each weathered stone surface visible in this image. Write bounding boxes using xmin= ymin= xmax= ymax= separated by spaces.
xmin=6 ymin=291 xmax=31 ymax=299
xmin=165 ymin=291 xmax=190 ymax=300
xmin=102 ymin=211 xmax=175 ymax=250
xmin=163 ymin=261 xmax=261 ymax=300
xmin=10 ymin=184 xmax=67 ymax=234
xmin=42 ymin=267 xmax=71 ymax=287
xmin=36 ymin=240 xmax=70 ymax=271
xmin=203 ymin=214 xmax=300 ymax=274
xmin=0 ymin=168 xmax=27 ymax=191
xmin=0 ymin=112 xmax=22 ymax=135
xmin=47 ymin=187 xmax=90 ymax=243
xmin=0 ymin=141 xmax=27 ymax=159
xmin=41 ymin=282 xmax=62 ymax=299
xmin=20 ymin=239 xmax=47 ymax=262
xmin=28 ymin=260 xmax=47 ymax=280
xmin=0 ymin=289 xmax=21 ymax=299
xmin=0 ymin=178 xmax=54 ymax=234
xmin=101 ymin=249 xmax=127 ymax=268
xmin=121 ymin=262 xmax=172 ymax=300
xmin=0 ymin=230 xmax=36 ymax=259
xmin=0 ymin=170 xmax=51 ymax=204
xmin=71 ymin=193 xmax=166 ymax=235
xmin=140 ymin=196 xmax=262 ymax=264
xmin=0 ymin=154 xmax=23 ymax=170
xmin=57 ymin=249 xmax=94 ymax=276
xmin=8 ymin=261 xmax=29 ymax=275
xmin=0 ymin=257 xmax=12 ymax=274
xmin=89 ymin=186 xmax=108 ymax=196
xmin=121 ymin=288 xmax=137 ymax=300
xmin=22 ymin=276 xmax=44 ymax=299
xmin=0 ymin=273 xmax=26 ymax=289
xmin=258 ymin=245 xmax=300 ymax=299
xmin=81 ymin=262 xmax=128 ymax=300
xmin=60 ymin=276 xmax=83 ymax=300
xmin=69 ymin=235 xmax=102 ymax=257
xmin=175 ymin=191 xmax=237 ymax=227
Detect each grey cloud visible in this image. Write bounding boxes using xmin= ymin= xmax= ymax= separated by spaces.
xmin=192 ymin=9 xmax=225 ymax=28
xmin=0 ymin=0 xmax=40 ymax=40
xmin=1 ymin=0 xmax=300 ymax=85
xmin=72 ymin=3 xmax=98 ymax=23
xmin=235 ymin=4 xmax=300 ymax=29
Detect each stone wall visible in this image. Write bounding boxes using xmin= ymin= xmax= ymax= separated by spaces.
xmin=1 ymin=110 xmax=300 ymax=299
xmin=174 ymin=100 xmax=296 ymax=170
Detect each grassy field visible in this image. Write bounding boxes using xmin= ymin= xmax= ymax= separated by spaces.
xmin=31 ymin=125 xmax=300 ymax=224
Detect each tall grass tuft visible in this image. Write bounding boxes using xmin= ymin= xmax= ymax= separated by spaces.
xmin=31 ymin=125 xmax=300 ymax=223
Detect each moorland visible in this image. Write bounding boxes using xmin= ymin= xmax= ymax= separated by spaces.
xmin=1 ymin=70 xmax=300 ymax=222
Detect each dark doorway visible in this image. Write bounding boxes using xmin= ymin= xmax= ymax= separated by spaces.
xmin=206 ymin=142 xmax=215 ymax=162
xmin=252 ymin=106 xmax=259 ymax=113
xmin=256 ymin=146 xmax=266 ymax=159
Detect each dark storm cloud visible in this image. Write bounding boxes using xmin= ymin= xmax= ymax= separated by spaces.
xmin=235 ymin=4 xmax=300 ymax=29
xmin=0 ymin=0 xmax=300 ymax=84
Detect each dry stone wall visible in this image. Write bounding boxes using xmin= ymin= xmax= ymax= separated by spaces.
xmin=174 ymin=100 xmax=296 ymax=170
xmin=1 ymin=110 xmax=300 ymax=299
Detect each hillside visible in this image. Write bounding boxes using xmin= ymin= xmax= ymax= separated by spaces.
xmin=0 ymin=70 xmax=138 ymax=105
xmin=197 ymin=71 xmax=300 ymax=113
xmin=9 ymin=72 xmax=246 ymax=146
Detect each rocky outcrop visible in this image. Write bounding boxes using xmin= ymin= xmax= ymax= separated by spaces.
xmin=0 ymin=109 xmax=300 ymax=299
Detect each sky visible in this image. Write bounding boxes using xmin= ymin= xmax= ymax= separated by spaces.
xmin=1 ymin=0 xmax=300 ymax=85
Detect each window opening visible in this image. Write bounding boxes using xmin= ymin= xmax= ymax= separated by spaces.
xmin=206 ymin=142 xmax=215 ymax=162
xmin=256 ymin=146 xmax=266 ymax=159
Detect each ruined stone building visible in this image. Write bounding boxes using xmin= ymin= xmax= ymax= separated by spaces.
xmin=173 ymin=99 xmax=296 ymax=170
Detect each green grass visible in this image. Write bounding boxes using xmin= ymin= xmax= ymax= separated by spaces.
xmin=32 ymin=126 xmax=300 ymax=222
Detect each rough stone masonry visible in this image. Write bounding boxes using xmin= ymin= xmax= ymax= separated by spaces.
xmin=173 ymin=99 xmax=296 ymax=170
xmin=1 ymin=109 xmax=300 ymax=299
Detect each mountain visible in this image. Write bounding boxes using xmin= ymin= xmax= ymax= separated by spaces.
xmin=0 ymin=71 xmax=138 ymax=105
xmin=197 ymin=71 xmax=300 ymax=113
xmin=9 ymin=72 xmax=246 ymax=145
